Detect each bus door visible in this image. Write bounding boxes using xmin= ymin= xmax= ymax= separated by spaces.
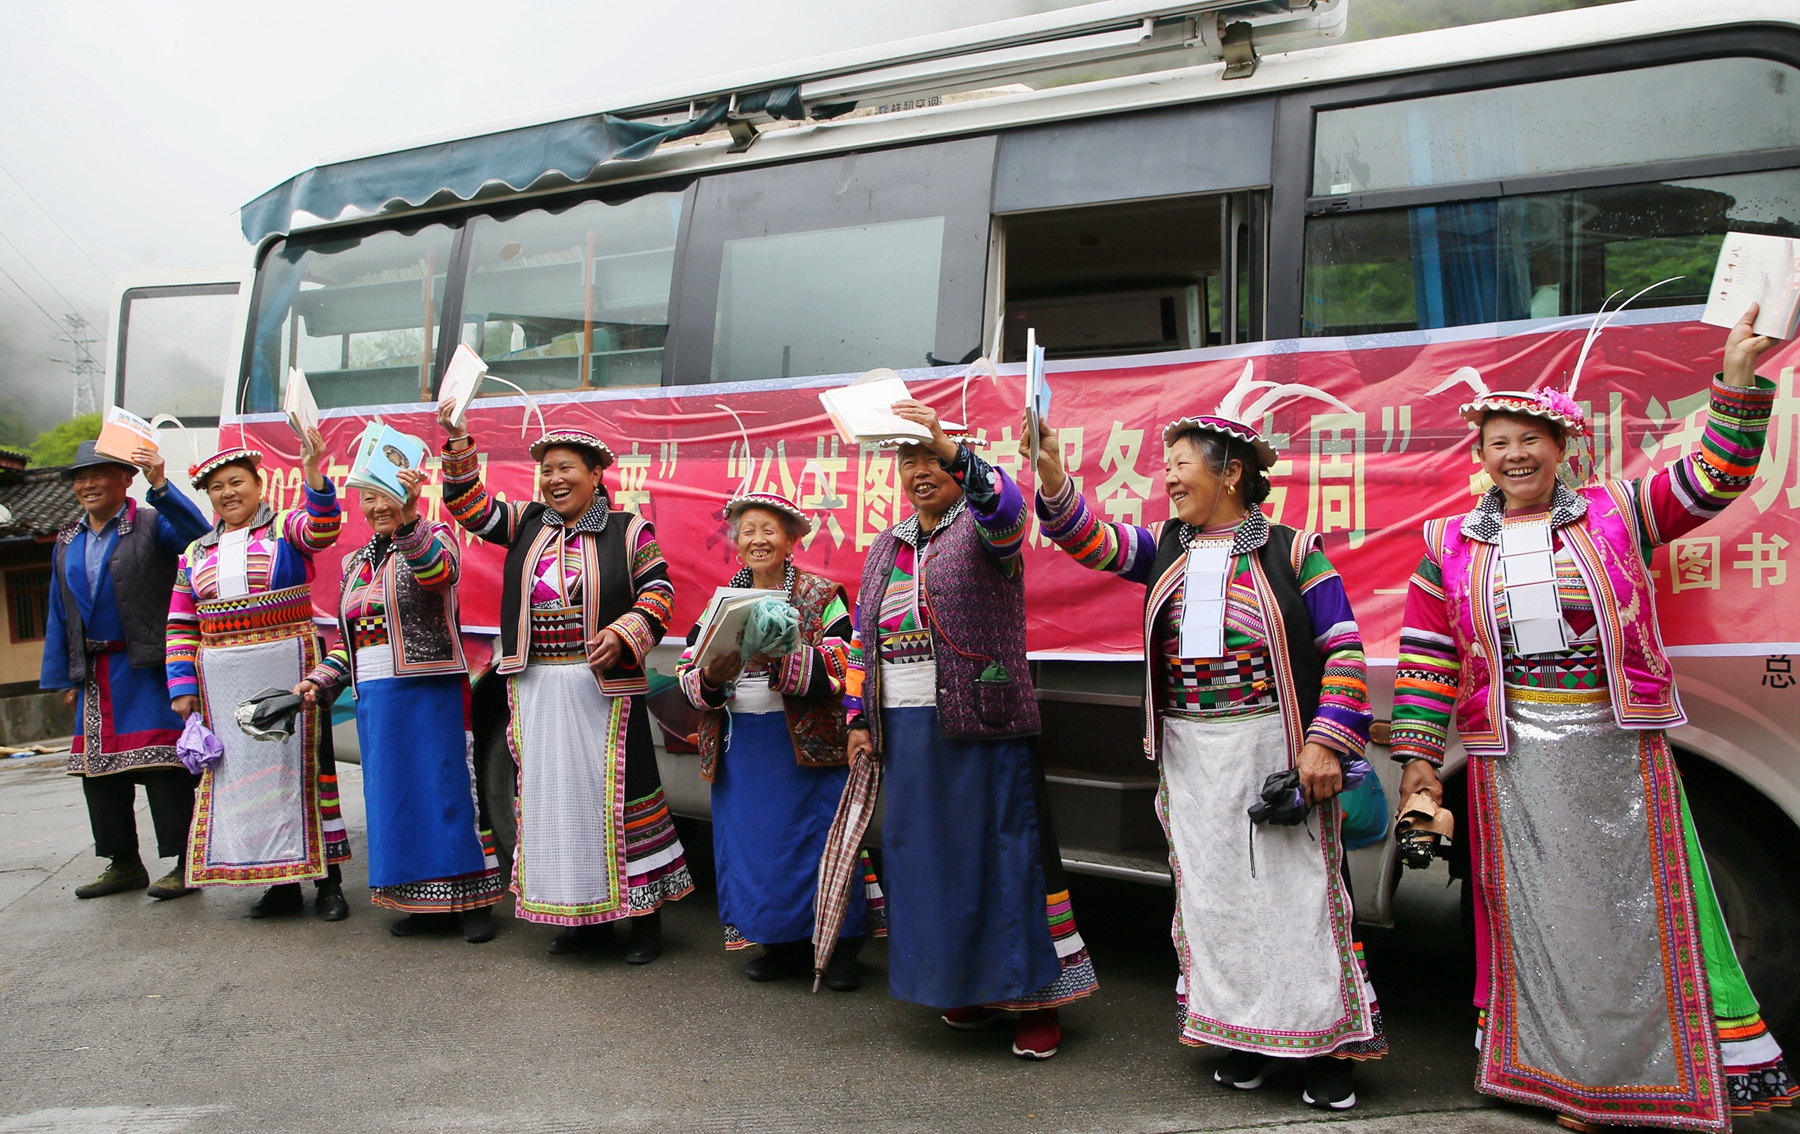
xmin=104 ymin=266 xmax=254 ymax=509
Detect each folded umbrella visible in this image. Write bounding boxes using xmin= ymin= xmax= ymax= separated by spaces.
xmin=811 ymin=744 xmax=881 ymax=991
xmin=235 ymin=687 xmax=304 ymax=741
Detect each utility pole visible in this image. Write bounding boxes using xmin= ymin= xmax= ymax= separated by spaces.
xmin=49 ymin=313 xmax=102 ymax=417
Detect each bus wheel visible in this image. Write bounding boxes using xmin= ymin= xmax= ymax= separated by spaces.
xmin=1675 ymin=750 xmax=1800 ymax=1041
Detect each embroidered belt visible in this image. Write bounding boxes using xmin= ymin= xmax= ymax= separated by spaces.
xmin=1506 ymin=685 xmax=1610 ymax=705
xmin=529 ymin=604 xmax=586 ymax=663
xmin=195 ymin=584 xmax=314 ymax=645
xmin=349 ymin=612 xmax=389 ymax=652
xmin=83 ymin=638 xmax=125 ymax=654
xmin=1160 ymin=648 xmax=1278 ymax=714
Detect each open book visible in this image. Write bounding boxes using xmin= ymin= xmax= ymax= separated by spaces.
xmin=818 ymin=368 xmax=964 ymax=446
xmin=439 ymin=343 xmax=489 ymax=430
xmin=691 ymin=586 xmax=772 ymax=669
xmin=1702 ymin=231 xmax=1800 ymax=340
xmin=285 ymin=368 xmax=319 ymax=455
xmin=1023 ymin=328 xmax=1050 ymax=470
xmin=345 ymin=422 xmax=426 ymax=503
xmin=94 ymin=405 xmax=157 ymax=465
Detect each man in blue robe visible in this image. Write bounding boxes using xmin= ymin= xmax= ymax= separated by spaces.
xmin=42 ymin=440 xmax=210 ymax=899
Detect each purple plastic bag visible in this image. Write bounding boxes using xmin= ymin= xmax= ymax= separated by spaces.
xmin=177 ymin=713 xmax=223 ymax=774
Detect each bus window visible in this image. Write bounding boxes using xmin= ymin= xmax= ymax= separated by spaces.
xmin=1302 ymin=169 xmax=1800 ymax=336
xmin=1313 ymin=57 xmax=1800 ymax=196
xmin=457 ymin=192 xmax=685 ymax=392
xmin=243 ymin=223 xmax=457 ymax=412
xmin=1003 ymin=196 xmax=1227 ymax=361
xmin=116 ymin=284 xmax=241 ymax=426
xmin=668 ymin=136 xmax=995 ymax=384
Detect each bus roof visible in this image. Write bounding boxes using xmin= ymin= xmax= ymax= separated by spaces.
xmin=243 ymin=0 xmax=1796 ymax=244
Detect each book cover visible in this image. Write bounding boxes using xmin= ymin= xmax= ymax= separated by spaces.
xmin=94 ymin=405 xmax=157 ymax=465
xmin=1701 ymin=231 xmax=1800 ymax=340
xmin=817 ymin=367 xmax=964 ymax=446
xmin=345 ymin=422 xmax=427 ymax=502
xmin=439 ymin=342 xmax=489 ymax=429
xmin=284 ymin=367 xmax=319 ymax=455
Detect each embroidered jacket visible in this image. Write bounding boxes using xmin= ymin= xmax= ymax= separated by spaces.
xmin=306 ymin=518 xmax=467 ymax=692
xmin=676 ymin=568 xmax=853 ymax=779
xmin=1391 ymin=376 xmax=1775 ymax=764
xmin=1035 ymin=479 xmax=1371 ymax=763
xmin=439 ymin=434 xmax=673 ymax=695
xmin=166 ymin=484 xmax=342 ymax=697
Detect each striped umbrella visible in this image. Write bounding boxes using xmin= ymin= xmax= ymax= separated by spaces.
xmin=811 ymin=745 xmax=881 ymax=990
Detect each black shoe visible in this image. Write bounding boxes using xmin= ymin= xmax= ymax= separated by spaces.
xmin=1301 ymin=1056 xmax=1356 ymax=1110
xmin=462 ymin=907 xmax=496 ymax=944
xmin=822 ymin=937 xmax=863 ymax=992
xmin=1214 ymin=1048 xmax=1277 ymax=1090
xmin=389 ymin=914 xmax=447 ymax=937
xmin=548 ymin=924 xmax=610 ymax=955
xmin=623 ymin=910 xmax=662 ymax=965
xmin=248 ymin=883 xmax=304 ymax=918
xmin=75 ymin=857 xmax=149 ymax=899
xmin=314 ymin=882 xmax=349 ymax=922
xmin=743 ymin=941 xmax=808 ymax=983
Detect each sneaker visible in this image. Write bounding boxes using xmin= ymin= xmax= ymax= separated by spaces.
xmin=1214 ymin=1048 xmax=1277 ymax=1090
xmin=623 ymin=910 xmax=662 ymax=965
xmin=75 ymin=857 xmax=148 ymax=899
xmin=248 ymin=883 xmax=305 ymax=918
xmin=461 ymin=907 xmax=496 ymax=944
xmin=1301 ymin=1056 xmax=1356 ymax=1110
xmin=145 ymin=866 xmax=196 ymax=901
xmin=1011 ymin=1008 xmax=1061 ymax=1060
xmin=941 ymin=1006 xmax=1003 ymax=1030
xmin=548 ymin=924 xmax=610 ymax=955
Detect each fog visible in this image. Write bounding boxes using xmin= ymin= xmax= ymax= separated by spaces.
xmin=0 ymin=0 xmax=1079 ymax=439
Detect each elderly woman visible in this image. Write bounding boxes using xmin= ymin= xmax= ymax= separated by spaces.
xmin=1392 ymin=308 xmax=1795 ymax=1131
xmin=294 ymin=469 xmax=503 ymax=943
xmin=675 ymin=491 xmax=879 ymax=989
xmin=166 ymin=434 xmax=351 ymax=920
xmin=437 ymin=403 xmax=692 ymax=963
xmin=1027 ymin=397 xmax=1381 ymax=1109
xmin=837 ymin=400 xmax=1096 ymax=1061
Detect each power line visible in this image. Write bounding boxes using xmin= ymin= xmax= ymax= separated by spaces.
xmin=0 ymin=159 xmax=111 ymax=283
xmin=0 ymin=259 xmax=62 ymax=332
xmin=0 ymin=223 xmax=83 ymax=314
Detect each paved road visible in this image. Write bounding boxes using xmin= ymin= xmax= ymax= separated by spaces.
xmin=3 ymin=751 xmax=1796 ymax=1134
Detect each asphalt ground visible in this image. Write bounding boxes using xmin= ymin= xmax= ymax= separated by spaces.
xmin=3 ymin=750 xmax=1797 ymax=1134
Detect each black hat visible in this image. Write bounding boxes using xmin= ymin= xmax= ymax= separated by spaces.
xmin=63 ymin=441 xmax=136 ymax=479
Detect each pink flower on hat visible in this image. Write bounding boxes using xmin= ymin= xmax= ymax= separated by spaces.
xmin=1533 ymin=388 xmax=1588 ymax=435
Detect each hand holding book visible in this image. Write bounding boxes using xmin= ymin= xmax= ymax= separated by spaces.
xmin=890 ymin=399 xmax=960 ymax=462
xmin=1724 ymin=301 xmax=1779 ymax=388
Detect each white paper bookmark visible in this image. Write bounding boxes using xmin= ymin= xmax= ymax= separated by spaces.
xmin=1179 ymin=542 xmax=1232 ymax=659
xmin=216 ymin=528 xmax=251 ymax=599
xmin=1496 ymin=518 xmax=1566 ymax=656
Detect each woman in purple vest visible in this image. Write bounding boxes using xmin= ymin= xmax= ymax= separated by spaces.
xmin=841 ymin=400 xmax=1097 ymax=1061
xmin=675 ymin=491 xmax=881 ymax=989
xmin=1390 ymin=309 xmax=1794 ymax=1131
xmin=1027 ymin=390 xmax=1382 ymax=1109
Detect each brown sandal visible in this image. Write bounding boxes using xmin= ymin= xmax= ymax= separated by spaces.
xmin=1395 ymin=791 xmax=1454 ymax=868
xmin=1555 ymin=1116 xmax=1602 ymax=1133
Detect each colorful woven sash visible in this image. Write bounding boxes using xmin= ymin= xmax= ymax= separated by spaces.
xmin=529 ymin=604 xmax=586 ymax=663
xmin=195 ymin=584 xmax=314 ymax=645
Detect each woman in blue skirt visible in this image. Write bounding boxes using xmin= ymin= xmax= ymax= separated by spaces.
xmin=296 ymin=468 xmax=503 ymax=942
xmin=677 ymin=491 xmax=880 ymax=989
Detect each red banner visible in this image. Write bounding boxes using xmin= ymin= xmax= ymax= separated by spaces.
xmin=240 ymin=313 xmax=1800 ymax=660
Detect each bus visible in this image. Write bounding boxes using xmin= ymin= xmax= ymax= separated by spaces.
xmin=105 ymin=0 xmax=1800 ymax=1033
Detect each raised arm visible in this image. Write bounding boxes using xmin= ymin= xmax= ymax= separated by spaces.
xmin=439 ymin=434 xmax=530 ymax=547
xmin=393 ymin=517 xmax=460 ymax=590
xmin=147 ymin=481 xmax=211 ymax=553
xmin=1025 ymin=411 xmax=1158 ymax=584
xmin=278 ymin=479 xmax=343 ymax=557
xmin=946 ymin=444 xmax=1028 ymax=571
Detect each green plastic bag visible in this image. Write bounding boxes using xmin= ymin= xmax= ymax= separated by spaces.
xmin=740 ymin=595 xmax=800 ymax=660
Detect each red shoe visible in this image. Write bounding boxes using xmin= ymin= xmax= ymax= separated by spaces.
xmin=1012 ymin=1008 xmax=1061 ymax=1059
xmin=941 ymin=1005 xmax=1002 ymax=1030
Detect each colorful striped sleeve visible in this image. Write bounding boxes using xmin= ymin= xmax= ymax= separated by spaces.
xmin=394 ymin=518 xmax=460 ymax=590
xmin=605 ymin=514 xmax=675 ymax=665
xmin=439 ymin=435 xmax=527 ymax=547
xmin=1297 ymin=546 xmax=1372 ymax=758
xmin=773 ymin=591 xmax=852 ymax=699
xmin=1389 ymin=551 xmax=1458 ymax=767
xmin=278 ymin=479 xmax=343 ymax=555
xmin=946 ymin=445 xmax=1026 ymax=574
xmin=843 ymin=596 xmax=868 ymax=726
xmin=1637 ymin=375 xmax=1776 ymax=551
xmin=305 ymin=643 xmax=352 ymax=691
xmin=165 ymin=549 xmax=200 ymax=698
xmin=674 ymin=633 xmax=727 ymax=710
xmin=1033 ymin=475 xmax=1158 ymax=584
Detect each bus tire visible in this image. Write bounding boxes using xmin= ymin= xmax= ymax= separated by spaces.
xmin=1675 ymin=750 xmax=1800 ymax=1042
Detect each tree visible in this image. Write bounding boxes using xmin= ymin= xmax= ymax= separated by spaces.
xmin=28 ymin=413 xmax=101 ymax=467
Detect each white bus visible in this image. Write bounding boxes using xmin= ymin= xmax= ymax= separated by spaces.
xmin=106 ymin=0 xmax=1800 ymax=1034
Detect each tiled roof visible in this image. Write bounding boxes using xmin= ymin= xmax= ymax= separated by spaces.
xmin=0 ymin=466 xmax=80 ymax=542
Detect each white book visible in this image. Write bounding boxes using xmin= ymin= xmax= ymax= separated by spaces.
xmin=1701 ymin=231 xmax=1800 ymax=340
xmin=439 ymin=342 xmax=489 ymax=430
xmin=1024 ymin=329 xmax=1050 ymax=471
xmin=818 ymin=368 xmax=964 ymax=446
xmin=284 ymin=367 xmax=319 ymax=456
xmin=692 ymin=586 xmax=774 ymax=669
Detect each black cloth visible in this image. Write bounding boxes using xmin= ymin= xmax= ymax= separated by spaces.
xmin=53 ymin=502 xmax=179 ymax=678
xmin=622 ymin=697 xmax=664 ymax=802
xmin=83 ymin=768 xmax=198 ymax=859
